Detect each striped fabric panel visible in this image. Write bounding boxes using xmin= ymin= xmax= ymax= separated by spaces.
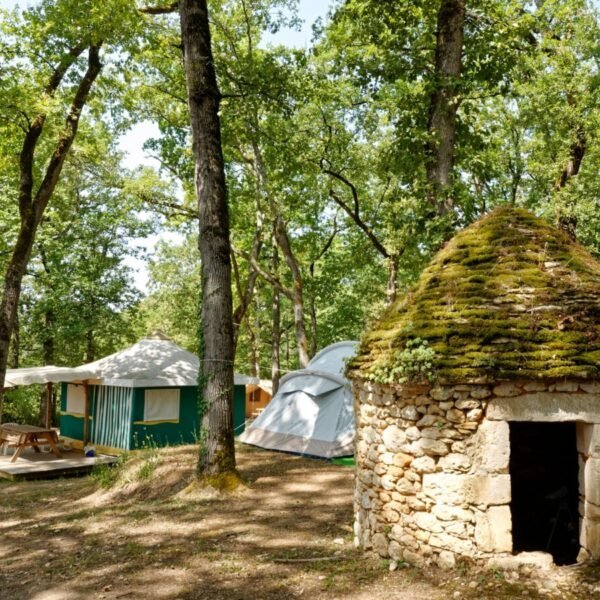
xmin=91 ymin=386 xmax=133 ymax=449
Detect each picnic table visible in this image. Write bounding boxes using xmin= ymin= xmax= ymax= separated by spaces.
xmin=0 ymin=423 xmax=62 ymax=463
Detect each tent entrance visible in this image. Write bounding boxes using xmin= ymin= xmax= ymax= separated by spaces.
xmin=91 ymin=386 xmax=133 ymax=450
xmin=509 ymin=422 xmax=580 ymax=565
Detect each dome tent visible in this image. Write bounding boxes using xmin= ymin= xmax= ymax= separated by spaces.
xmin=349 ymin=208 xmax=600 ymax=569
xmin=240 ymin=341 xmax=358 ymax=458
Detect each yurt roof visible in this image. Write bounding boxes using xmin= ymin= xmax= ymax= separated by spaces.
xmin=6 ymin=335 xmax=258 ymax=388
xmin=350 ymin=207 xmax=600 ymax=384
xmin=72 ymin=337 xmax=258 ymax=388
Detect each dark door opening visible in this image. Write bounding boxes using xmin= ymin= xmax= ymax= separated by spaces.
xmin=509 ymin=421 xmax=580 ymax=565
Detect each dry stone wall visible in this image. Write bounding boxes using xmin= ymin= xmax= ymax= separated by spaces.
xmin=353 ymin=378 xmax=600 ymax=568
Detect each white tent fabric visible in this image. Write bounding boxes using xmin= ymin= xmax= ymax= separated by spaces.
xmin=4 ymin=365 xmax=97 ymax=388
xmin=4 ymin=337 xmax=258 ymax=388
xmin=71 ymin=338 xmax=202 ymax=387
xmin=239 ymin=340 xmax=358 ymax=458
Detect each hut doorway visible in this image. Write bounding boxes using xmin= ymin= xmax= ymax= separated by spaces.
xmin=509 ymin=422 xmax=580 ymax=565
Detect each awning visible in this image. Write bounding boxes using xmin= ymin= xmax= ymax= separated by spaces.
xmin=5 ymin=365 xmax=97 ymax=387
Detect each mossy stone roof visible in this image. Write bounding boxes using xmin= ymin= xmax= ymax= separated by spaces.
xmin=350 ymin=207 xmax=600 ymax=383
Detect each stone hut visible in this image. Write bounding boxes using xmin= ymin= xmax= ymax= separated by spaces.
xmin=348 ymin=207 xmax=600 ymax=569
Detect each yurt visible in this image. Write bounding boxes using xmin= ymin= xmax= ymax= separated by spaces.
xmin=239 ymin=341 xmax=358 ymax=458
xmin=349 ymin=208 xmax=600 ymax=568
xmin=59 ymin=332 xmax=257 ymax=451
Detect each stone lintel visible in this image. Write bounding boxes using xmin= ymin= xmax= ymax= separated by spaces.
xmin=487 ymin=393 xmax=600 ymax=423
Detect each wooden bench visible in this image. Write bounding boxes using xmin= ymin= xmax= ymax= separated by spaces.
xmin=0 ymin=423 xmax=62 ymax=463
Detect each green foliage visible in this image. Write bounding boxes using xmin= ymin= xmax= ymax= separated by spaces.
xmin=15 ymin=125 xmax=155 ymax=366
xmin=366 ymin=338 xmax=435 ymax=385
xmin=1 ymin=0 xmax=599 ymax=402
xmin=138 ymin=235 xmax=200 ymax=352
xmin=1 ymin=386 xmax=39 ymax=424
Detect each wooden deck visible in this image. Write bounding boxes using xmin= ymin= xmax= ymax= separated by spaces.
xmin=0 ymin=447 xmax=117 ymax=481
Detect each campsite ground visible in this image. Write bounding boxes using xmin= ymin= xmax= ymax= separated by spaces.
xmin=0 ymin=444 xmax=598 ymax=600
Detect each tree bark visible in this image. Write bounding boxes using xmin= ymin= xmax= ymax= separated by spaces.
xmin=273 ymin=216 xmax=310 ymax=368
xmin=180 ymin=0 xmax=237 ymax=478
xmin=0 ymin=45 xmax=102 ymax=417
xmin=9 ymin=313 xmax=19 ymax=369
xmin=554 ymin=122 xmax=586 ymax=240
xmin=85 ymin=328 xmax=95 ymax=362
xmin=425 ymin=0 xmax=466 ymax=216
xmin=271 ymin=243 xmax=281 ymax=395
xmin=38 ymin=309 xmax=55 ymax=427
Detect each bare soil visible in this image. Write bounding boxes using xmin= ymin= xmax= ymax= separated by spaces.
xmin=0 ymin=443 xmax=598 ymax=600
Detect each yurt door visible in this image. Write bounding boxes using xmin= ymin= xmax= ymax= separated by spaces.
xmin=91 ymin=386 xmax=133 ymax=450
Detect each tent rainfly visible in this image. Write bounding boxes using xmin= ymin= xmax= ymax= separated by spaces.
xmin=239 ymin=341 xmax=358 ymax=458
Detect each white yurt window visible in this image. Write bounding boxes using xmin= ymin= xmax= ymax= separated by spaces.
xmin=66 ymin=384 xmax=86 ymax=415
xmin=144 ymin=389 xmax=180 ymax=422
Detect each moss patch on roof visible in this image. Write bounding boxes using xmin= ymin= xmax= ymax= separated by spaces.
xmin=350 ymin=207 xmax=600 ymax=384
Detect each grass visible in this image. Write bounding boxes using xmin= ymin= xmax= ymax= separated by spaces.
xmin=136 ymin=455 xmax=158 ymax=480
xmin=331 ymin=456 xmax=355 ymax=467
xmin=90 ymin=462 xmax=119 ymax=488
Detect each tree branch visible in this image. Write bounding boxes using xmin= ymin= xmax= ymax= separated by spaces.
xmin=323 ymin=169 xmax=391 ymax=258
xmin=231 ymin=243 xmax=292 ymax=300
xmin=310 ymin=214 xmax=338 ymax=278
xmin=34 ymin=45 xmax=104 ymax=219
xmin=139 ymin=2 xmax=179 ymax=14
xmin=136 ymin=190 xmax=198 ymax=220
xmin=322 ymin=167 xmax=361 ymax=217
xmin=19 ymin=44 xmax=87 ymax=219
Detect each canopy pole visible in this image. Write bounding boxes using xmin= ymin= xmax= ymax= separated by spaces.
xmin=83 ymin=382 xmax=90 ymax=445
xmin=45 ymin=382 xmax=53 ymax=429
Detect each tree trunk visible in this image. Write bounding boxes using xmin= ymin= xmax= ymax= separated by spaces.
xmin=555 ymin=121 xmax=586 ymax=241
xmin=425 ymin=0 xmax=466 ymax=216
xmin=85 ymin=328 xmax=95 ymax=362
xmin=0 ymin=45 xmax=102 ymax=412
xmin=180 ymin=0 xmax=237 ymax=479
xmin=271 ymin=245 xmax=281 ymax=395
xmin=9 ymin=312 xmax=19 ymax=369
xmin=273 ymin=216 xmax=310 ymax=368
xmin=247 ymin=310 xmax=260 ymax=379
xmin=38 ymin=309 xmax=55 ymax=427
xmin=387 ymin=255 xmax=399 ymax=303
xmin=309 ymin=296 xmax=318 ymax=357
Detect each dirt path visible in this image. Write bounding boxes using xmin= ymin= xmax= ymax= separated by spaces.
xmin=0 ymin=444 xmax=597 ymax=600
